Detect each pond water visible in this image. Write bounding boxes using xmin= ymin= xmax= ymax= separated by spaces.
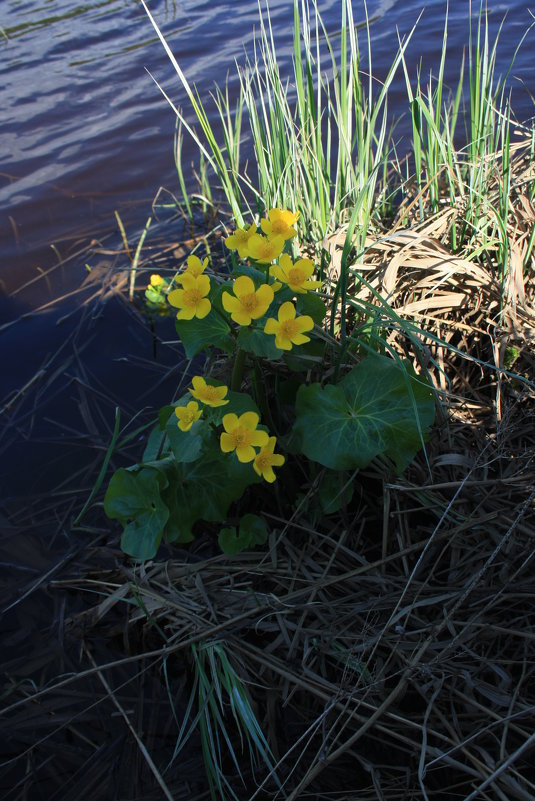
xmin=1 ymin=0 xmax=535 ymax=495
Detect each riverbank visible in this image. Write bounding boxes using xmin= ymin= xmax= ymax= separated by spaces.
xmin=2 ymin=2 xmax=535 ymax=798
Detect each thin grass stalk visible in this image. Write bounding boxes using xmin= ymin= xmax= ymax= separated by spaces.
xmin=174 ymin=120 xmax=193 ymax=219
xmin=129 ymin=216 xmax=152 ymax=301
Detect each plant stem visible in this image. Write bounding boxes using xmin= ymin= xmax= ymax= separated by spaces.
xmin=231 ymin=347 xmax=246 ymax=391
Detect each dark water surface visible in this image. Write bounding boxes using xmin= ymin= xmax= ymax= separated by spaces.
xmin=1 ymin=0 xmax=535 ymax=494
xmin=2 ymin=1 xmax=535 ymax=295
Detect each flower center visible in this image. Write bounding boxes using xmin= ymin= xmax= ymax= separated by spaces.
xmin=184 ymin=288 xmax=203 ymax=305
xmin=204 ymin=386 xmax=219 ymax=400
xmin=259 ymin=241 xmax=275 ymax=258
xmin=240 ymin=292 xmax=258 ymax=313
xmin=272 ymin=219 xmax=287 ymax=234
xmin=256 ymin=452 xmax=272 ymax=470
xmin=280 ymin=319 xmax=299 ymax=339
xmin=288 ymin=268 xmax=305 ymax=285
xmin=232 ymin=427 xmax=251 ymax=448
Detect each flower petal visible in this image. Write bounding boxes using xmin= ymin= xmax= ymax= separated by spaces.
xmin=255 ymin=284 xmax=275 ymax=307
xmin=233 ymin=275 xmax=255 ymax=297
xmin=180 ymin=272 xmax=197 ymax=289
xmin=196 ymin=298 xmax=211 ymax=319
xmin=264 ymin=318 xmax=278 ymax=335
xmin=251 ymin=430 xmax=270 ymax=447
xmin=239 ymin=411 xmax=260 ymax=430
xmin=167 ymin=289 xmax=184 ymax=308
xmin=275 ymin=334 xmax=292 ymax=350
xmin=278 ymin=302 xmax=296 ymax=322
xmin=222 ymin=413 xmax=239 ymax=433
xmin=295 ymin=258 xmax=314 ymax=278
xmin=220 ymin=432 xmax=236 ymax=453
xmin=290 ymin=333 xmax=311 ymax=345
xmin=296 ymin=315 xmax=314 ymax=333
xmin=235 ymin=444 xmax=256 ymax=463
xmin=176 ymin=307 xmax=196 ymax=320
xmin=222 ymin=292 xmax=240 ymax=313
xmin=196 ymin=275 xmax=211 ymax=295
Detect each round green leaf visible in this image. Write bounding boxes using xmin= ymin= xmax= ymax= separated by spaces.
xmin=293 ymin=355 xmax=435 ymax=472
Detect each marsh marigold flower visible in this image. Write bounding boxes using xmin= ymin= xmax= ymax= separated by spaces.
xmin=222 ymin=275 xmax=274 ymax=326
xmin=224 ymin=223 xmax=257 ymax=259
xmin=168 ymin=273 xmax=211 ymax=320
xmin=175 ymin=401 xmax=202 ymax=432
xmin=260 ymin=208 xmax=299 ymax=240
xmin=253 ymin=437 xmax=285 ymax=482
xmin=149 ymin=274 xmax=164 ymax=287
xmin=220 ymin=411 xmax=269 ymax=463
xmin=180 ymin=254 xmax=209 ymax=280
xmin=189 ymin=376 xmax=229 ymax=407
xmin=246 ymin=233 xmax=285 ymax=264
xmin=264 ymin=301 xmax=314 ymax=350
xmin=269 ymin=254 xmax=321 ymax=294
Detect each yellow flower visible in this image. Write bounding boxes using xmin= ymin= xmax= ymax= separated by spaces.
xmin=149 ymin=274 xmax=164 ymax=287
xmin=264 ymin=301 xmax=314 ymax=350
xmin=224 ymin=224 xmax=258 ymax=259
xmin=175 ymin=401 xmax=202 ymax=432
xmin=245 ymin=233 xmax=285 ymax=264
xmin=189 ymin=376 xmax=229 ymax=407
xmin=220 ymin=412 xmax=269 ymax=463
xmin=179 ymin=254 xmax=209 ymax=280
xmin=222 ymin=275 xmax=274 ymax=326
xmin=269 ymin=254 xmax=321 ymax=294
xmin=260 ymin=208 xmax=299 ymax=240
xmin=253 ymin=437 xmax=285 ymax=482
xmin=168 ymin=273 xmax=211 ymax=320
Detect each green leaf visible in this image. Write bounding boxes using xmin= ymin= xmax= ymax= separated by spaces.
xmin=175 ymin=312 xmax=233 ymax=358
xmin=296 ymin=291 xmax=327 ymax=325
xmin=237 ymin=326 xmax=282 ymax=359
xmin=230 ymin=262 xmax=267 ymax=283
xmin=293 ymin=355 xmax=435 ymax=473
xmin=142 ymin=425 xmax=169 ymax=462
xmin=104 ymin=467 xmax=169 ymax=560
xmin=158 ymin=405 xmax=174 ymax=428
xmin=165 ymin=416 xmax=203 ymax=463
xmin=218 ymin=514 xmax=268 ymax=555
xmin=284 ymin=339 xmax=326 ymax=372
xmin=318 ymin=471 xmax=354 ymax=514
xmin=239 ymin=513 xmax=268 ymax=546
xmin=165 ymin=439 xmax=261 ymax=544
xmin=218 ymin=526 xmax=241 ymax=554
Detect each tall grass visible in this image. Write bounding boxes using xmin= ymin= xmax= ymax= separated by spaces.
xmin=141 ymin=0 xmax=419 ymax=244
xmin=399 ymin=2 xmax=534 ymax=286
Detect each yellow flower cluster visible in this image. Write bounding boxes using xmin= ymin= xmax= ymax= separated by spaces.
xmin=177 ymin=376 xmax=284 ymax=481
xmin=220 ymin=412 xmax=285 ymax=482
xmin=224 ymin=208 xmax=298 ymax=264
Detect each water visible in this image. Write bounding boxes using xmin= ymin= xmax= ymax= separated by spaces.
xmin=1 ymin=0 xmax=534 ymax=493
xmin=2 ymin=1 xmax=534 ymax=295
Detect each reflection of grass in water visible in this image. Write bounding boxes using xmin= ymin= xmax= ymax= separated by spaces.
xmin=1 ymin=0 xmax=187 ymax=61
xmin=1 ymin=0 xmax=125 ymax=40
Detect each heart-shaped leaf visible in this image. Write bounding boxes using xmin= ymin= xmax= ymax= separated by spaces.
xmin=104 ymin=467 xmax=169 ymax=559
